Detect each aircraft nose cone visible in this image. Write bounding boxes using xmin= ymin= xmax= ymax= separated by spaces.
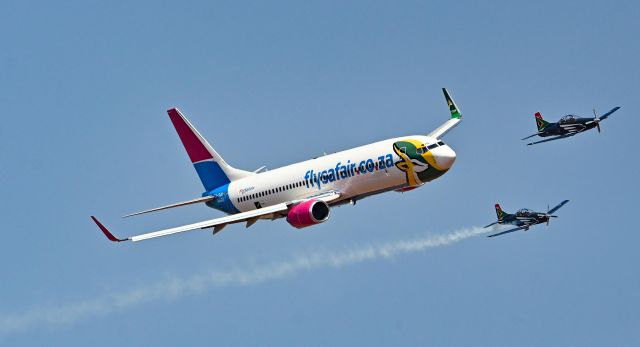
xmin=433 ymin=145 xmax=456 ymax=169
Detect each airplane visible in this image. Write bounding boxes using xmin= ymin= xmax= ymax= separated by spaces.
xmin=484 ymin=200 xmax=570 ymax=238
xmin=91 ymin=88 xmax=463 ymax=243
xmin=522 ymin=107 xmax=620 ymax=145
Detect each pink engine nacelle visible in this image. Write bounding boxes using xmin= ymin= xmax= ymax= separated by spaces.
xmin=286 ymin=199 xmax=331 ymax=229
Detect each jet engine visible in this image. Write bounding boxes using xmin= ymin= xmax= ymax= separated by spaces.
xmin=286 ymin=199 xmax=330 ymax=229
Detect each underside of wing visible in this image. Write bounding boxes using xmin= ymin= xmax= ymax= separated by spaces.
xmin=487 ymin=226 xmax=526 ymax=238
xmin=92 ymin=203 xmax=289 ymax=243
xmin=527 ymin=134 xmax=576 ymax=146
xmin=92 ymin=190 xmax=343 ymax=243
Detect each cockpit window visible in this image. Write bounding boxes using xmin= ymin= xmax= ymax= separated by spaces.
xmin=560 ymin=115 xmax=577 ymax=124
xmin=437 ymin=141 xmax=445 ymax=146
xmin=427 ymin=143 xmax=438 ymax=150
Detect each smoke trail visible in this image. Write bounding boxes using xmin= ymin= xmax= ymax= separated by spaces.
xmin=0 ymin=226 xmax=488 ymax=335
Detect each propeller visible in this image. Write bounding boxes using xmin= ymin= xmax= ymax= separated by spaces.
xmin=547 ymin=204 xmax=550 ymax=226
xmin=593 ymin=108 xmax=601 ymax=133
xmin=544 ymin=204 xmax=558 ymax=226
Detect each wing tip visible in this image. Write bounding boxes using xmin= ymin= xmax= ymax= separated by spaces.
xmin=90 ymin=216 xmax=127 ymax=242
xmin=442 ymin=87 xmax=462 ymax=119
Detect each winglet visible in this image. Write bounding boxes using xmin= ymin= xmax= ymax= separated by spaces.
xmin=443 ymin=88 xmax=461 ymax=119
xmin=427 ymin=88 xmax=463 ymax=139
xmin=91 ymin=216 xmax=128 ymax=242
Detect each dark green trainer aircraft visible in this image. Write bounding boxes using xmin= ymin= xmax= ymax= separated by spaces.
xmin=484 ymin=200 xmax=570 ymax=238
xmin=522 ymin=107 xmax=620 ymax=145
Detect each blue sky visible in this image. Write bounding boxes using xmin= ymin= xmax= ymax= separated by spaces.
xmin=1 ymin=0 xmax=639 ymax=345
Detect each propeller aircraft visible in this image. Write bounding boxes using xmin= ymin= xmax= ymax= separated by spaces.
xmin=484 ymin=200 xmax=570 ymax=238
xmin=522 ymin=107 xmax=620 ymax=145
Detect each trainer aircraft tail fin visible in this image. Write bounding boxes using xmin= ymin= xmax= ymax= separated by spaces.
xmin=495 ymin=203 xmax=508 ymax=222
xmin=535 ymin=112 xmax=550 ymax=132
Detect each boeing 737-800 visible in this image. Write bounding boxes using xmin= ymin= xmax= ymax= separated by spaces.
xmin=91 ymin=88 xmax=463 ymax=242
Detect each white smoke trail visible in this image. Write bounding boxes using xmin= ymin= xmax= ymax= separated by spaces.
xmin=0 ymin=226 xmax=488 ymax=335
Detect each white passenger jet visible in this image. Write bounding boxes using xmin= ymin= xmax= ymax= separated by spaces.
xmin=91 ymin=88 xmax=463 ymax=242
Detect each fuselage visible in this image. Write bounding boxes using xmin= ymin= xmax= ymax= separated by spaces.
xmin=500 ymin=209 xmax=548 ymax=227
xmin=204 ymin=135 xmax=456 ymax=214
xmin=540 ymin=116 xmax=596 ymax=137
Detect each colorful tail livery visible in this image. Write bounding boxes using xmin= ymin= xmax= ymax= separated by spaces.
xmin=535 ymin=112 xmax=549 ymax=131
xmin=485 ymin=200 xmax=570 ymax=238
xmin=91 ymin=88 xmax=465 ymax=243
xmin=523 ymin=107 xmax=620 ymax=145
xmin=495 ymin=204 xmax=508 ymax=222
xmin=167 ymin=108 xmax=252 ymax=191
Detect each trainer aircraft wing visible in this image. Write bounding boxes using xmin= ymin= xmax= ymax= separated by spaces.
xmin=92 ymin=191 xmax=341 ymax=243
xmin=527 ymin=134 xmax=576 ymax=146
xmin=487 ymin=225 xmax=527 ymax=238
xmin=548 ymin=199 xmax=570 ymax=214
xmin=598 ymin=106 xmax=621 ymax=120
xmin=428 ymin=88 xmax=462 ymax=139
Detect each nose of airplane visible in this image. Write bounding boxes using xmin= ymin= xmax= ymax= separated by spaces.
xmin=433 ymin=145 xmax=456 ymax=169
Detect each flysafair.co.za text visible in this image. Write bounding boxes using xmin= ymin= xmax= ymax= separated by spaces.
xmin=304 ymin=154 xmax=395 ymax=190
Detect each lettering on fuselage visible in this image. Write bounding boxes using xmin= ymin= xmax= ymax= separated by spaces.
xmin=239 ymin=186 xmax=255 ymax=194
xmin=304 ymin=154 xmax=394 ymax=190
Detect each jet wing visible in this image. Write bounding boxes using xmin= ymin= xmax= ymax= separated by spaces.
xmin=548 ymin=199 xmax=570 ymax=214
xmin=122 ymin=196 xmax=216 ymax=218
xmin=92 ymin=203 xmax=290 ymax=242
xmin=487 ymin=225 xmax=526 ymax=238
xmin=428 ymin=88 xmax=462 ymax=139
xmin=527 ymin=134 xmax=576 ymax=146
xmin=92 ymin=191 xmax=341 ymax=243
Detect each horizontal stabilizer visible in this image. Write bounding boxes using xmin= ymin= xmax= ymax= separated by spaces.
xmin=122 ymin=196 xmax=215 ymax=218
xmin=483 ymin=221 xmax=499 ymax=228
xmin=521 ymin=132 xmax=541 ymax=140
